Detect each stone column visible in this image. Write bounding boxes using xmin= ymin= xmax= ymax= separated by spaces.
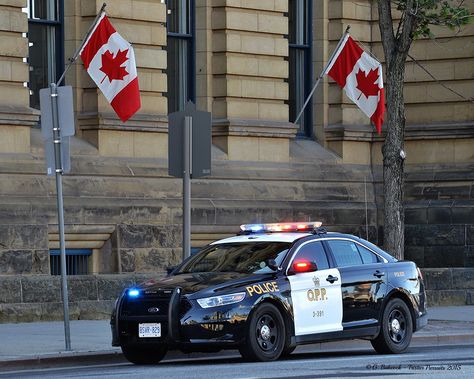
xmin=312 ymin=0 xmax=329 ymax=145
xmin=74 ymin=0 xmax=168 ymax=158
xmin=324 ymin=0 xmax=380 ymax=164
xmin=0 ymin=0 xmax=38 ymax=153
xmin=210 ymin=0 xmax=297 ymax=162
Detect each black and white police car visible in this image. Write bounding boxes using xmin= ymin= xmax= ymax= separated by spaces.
xmin=111 ymin=222 xmax=427 ymax=364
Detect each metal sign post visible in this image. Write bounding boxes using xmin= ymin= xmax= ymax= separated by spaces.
xmin=183 ymin=116 xmax=192 ymax=260
xmin=168 ymin=102 xmax=212 ymax=261
xmin=49 ymin=83 xmax=71 ymax=351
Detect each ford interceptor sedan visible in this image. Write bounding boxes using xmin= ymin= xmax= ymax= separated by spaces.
xmin=111 ymin=222 xmax=428 ymax=364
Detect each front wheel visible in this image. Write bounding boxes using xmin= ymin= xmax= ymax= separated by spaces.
xmin=371 ymin=298 xmax=413 ymax=354
xmin=239 ymin=303 xmax=286 ymax=362
xmin=121 ymin=345 xmax=167 ymax=365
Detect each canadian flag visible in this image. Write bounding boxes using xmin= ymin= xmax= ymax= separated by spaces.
xmin=80 ymin=13 xmax=140 ymax=122
xmin=325 ymin=35 xmax=385 ymax=134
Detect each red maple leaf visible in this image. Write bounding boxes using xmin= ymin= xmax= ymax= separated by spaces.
xmin=355 ymin=68 xmax=380 ymax=99
xmin=100 ymin=49 xmax=129 ymax=83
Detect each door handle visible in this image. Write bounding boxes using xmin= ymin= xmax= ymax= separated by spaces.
xmin=326 ymin=275 xmax=339 ymax=283
xmin=373 ymin=270 xmax=385 ymax=278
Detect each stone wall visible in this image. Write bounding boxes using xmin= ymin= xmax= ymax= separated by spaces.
xmin=0 ymin=268 xmax=471 ymax=323
xmin=0 ymin=273 xmax=157 ymax=323
xmin=422 ymin=268 xmax=474 ymax=307
xmin=403 ymin=162 xmax=474 ymax=268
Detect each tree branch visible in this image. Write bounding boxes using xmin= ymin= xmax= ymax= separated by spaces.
xmin=378 ymin=0 xmax=396 ymax=64
xmin=398 ymin=0 xmax=417 ymax=53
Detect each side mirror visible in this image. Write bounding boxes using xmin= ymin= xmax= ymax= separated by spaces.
xmin=266 ymin=259 xmax=280 ymax=271
xmin=291 ymin=260 xmax=318 ymax=274
xmin=166 ymin=266 xmax=177 ymax=275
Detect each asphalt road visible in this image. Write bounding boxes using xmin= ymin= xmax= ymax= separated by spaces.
xmin=2 ymin=344 xmax=473 ymax=379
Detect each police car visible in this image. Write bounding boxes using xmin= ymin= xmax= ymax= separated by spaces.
xmin=111 ymin=222 xmax=428 ymax=364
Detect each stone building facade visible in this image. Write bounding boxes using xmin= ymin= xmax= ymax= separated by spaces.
xmin=0 ymin=0 xmax=472 ymax=320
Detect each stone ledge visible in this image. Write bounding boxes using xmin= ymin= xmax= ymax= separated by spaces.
xmin=78 ymin=112 xmax=168 ymax=133
xmin=326 ymin=121 xmax=474 ymax=142
xmin=0 ymin=106 xmax=39 ymax=127
xmin=213 ymin=118 xmax=297 ymax=138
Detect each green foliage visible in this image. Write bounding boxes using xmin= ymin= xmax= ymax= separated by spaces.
xmin=393 ymin=0 xmax=472 ymax=38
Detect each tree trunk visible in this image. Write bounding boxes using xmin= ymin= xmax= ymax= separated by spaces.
xmin=377 ymin=0 xmax=416 ymax=260
xmin=382 ymin=58 xmax=406 ymax=260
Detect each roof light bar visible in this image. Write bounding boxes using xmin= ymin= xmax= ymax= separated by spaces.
xmin=240 ymin=221 xmax=322 ymax=234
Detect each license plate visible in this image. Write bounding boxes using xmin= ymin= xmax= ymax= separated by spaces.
xmin=138 ymin=323 xmax=161 ymax=338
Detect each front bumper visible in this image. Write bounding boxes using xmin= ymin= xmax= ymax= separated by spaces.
xmin=111 ymin=288 xmax=250 ymax=349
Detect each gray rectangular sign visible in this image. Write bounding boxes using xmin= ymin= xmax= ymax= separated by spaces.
xmin=40 ymin=86 xmax=76 ymax=140
xmin=168 ymin=102 xmax=211 ymax=179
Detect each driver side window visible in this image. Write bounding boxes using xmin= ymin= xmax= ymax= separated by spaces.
xmin=292 ymin=241 xmax=330 ymax=270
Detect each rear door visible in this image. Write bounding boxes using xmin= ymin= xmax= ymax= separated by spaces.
xmin=287 ymin=240 xmax=343 ymax=336
xmin=324 ymin=239 xmax=388 ymax=329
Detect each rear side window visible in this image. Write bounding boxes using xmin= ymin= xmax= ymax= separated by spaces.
xmin=357 ymin=244 xmax=380 ymax=264
xmin=292 ymin=241 xmax=330 ymax=270
xmin=327 ymin=240 xmax=363 ymax=267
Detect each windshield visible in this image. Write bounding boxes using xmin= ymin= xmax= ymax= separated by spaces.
xmin=176 ymin=242 xmax=291 ymax=274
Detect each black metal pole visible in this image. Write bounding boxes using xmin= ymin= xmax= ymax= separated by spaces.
xmin=183 ymin=116 xmax=192 ymax=260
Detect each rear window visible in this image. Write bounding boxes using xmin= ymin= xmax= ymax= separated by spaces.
xmin=327 ymin=240 xmax=363 ymax=267
xmin=357 ymin=244 xmax=380 ymax=264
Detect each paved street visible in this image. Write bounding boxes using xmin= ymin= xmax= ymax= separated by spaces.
xmin=2 ymin=344 xmax=473 ymax=379
xmin=0 ymin=306 xmax=473 ymax=378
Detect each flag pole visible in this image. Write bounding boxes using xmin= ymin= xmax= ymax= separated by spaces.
xmin=294 ymin=25 xmax=351 ymax=125
xmin=56 ymin=2 xmax=107 ymax=86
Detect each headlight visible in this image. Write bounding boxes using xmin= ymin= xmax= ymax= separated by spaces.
xmin=196 ymin=292 xmax=246 ymax=308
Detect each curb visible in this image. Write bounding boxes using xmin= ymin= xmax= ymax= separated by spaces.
xmin=0 ymin=351 xmax=125 ymax=371
xmin=1 ymin=333 xmax=474 ymax=372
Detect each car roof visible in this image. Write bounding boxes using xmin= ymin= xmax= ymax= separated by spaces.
xmin=210 ymin=232 xmax=312 ymax=244
xmin=208 ymin=231 xmax=396 ymax=262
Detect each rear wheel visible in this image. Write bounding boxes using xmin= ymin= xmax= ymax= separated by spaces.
xmin=121 ymin=345 xmax=167 ymax=365
xmin=371 ymin=298 xmax=413 ymax=354
xmin=239 ymin=303 xmax=286 ymax=362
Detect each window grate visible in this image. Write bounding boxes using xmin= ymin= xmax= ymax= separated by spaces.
xmin=50 ymin=249 xmax=92 ymax=275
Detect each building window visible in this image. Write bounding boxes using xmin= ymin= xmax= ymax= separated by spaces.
xmin=289 ymin=0 xmax=312 ymax=136
xmin=166 ymin=0 xmax=195 ymax=113
xmin=26 ymin=0 xmax=64 ymax=110
xmin=50 ymin=249 xmax=92 ymax=275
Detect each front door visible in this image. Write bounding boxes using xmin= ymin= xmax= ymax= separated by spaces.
xmin=287 ymin=241 xmax=343 ymax=336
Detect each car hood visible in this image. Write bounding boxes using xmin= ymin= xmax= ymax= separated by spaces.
xmin=135 ymin=272 xmax=275 ymax=298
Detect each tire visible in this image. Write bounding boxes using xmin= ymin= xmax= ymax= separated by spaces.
xmin=371 ymin=298 xmax=413 ymax=354
xmin=281 ymin=345 xmax=296 ymax=357
xmin=121 ymin=345 xmax=167 ymax=365
xmin=239 ymin=303 xmax=286 ymax=362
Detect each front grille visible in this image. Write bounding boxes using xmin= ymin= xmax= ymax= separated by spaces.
xmin=122 ymin=289 xmax=173 ymax=317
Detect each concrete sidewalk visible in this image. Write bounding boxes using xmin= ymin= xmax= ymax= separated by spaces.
xmin=0 ymin=306 xmax=473 ymax=370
